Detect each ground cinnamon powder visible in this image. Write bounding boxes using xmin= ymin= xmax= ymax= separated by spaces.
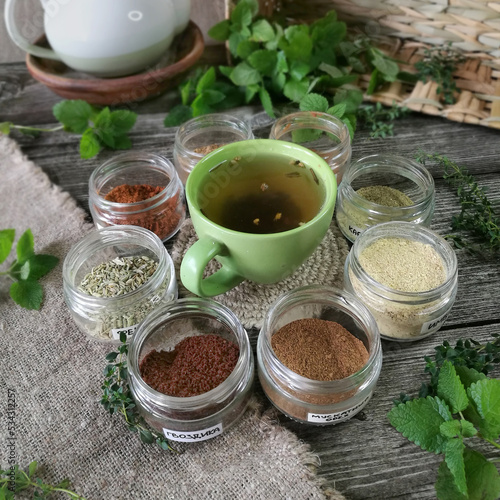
xmin=139 ymin=335 xmax=239 ymax=397
xmin=105 ymin=184 xmax=164 ymax=203
xmin=271 ymin=318 xmax=369 ymax=380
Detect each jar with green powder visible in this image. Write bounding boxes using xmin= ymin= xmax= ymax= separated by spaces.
xmin=336 ymin=154 xmax=435 ymax=242
xmin=344 ymin=221 xmax=458 ymax=342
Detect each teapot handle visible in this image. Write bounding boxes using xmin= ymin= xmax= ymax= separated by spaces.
xmin=5 ymin=0 xmax=62 ymax=60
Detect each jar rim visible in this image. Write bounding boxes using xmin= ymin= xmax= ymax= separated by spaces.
xmin=128 ymin=297 xmax=253 ymax=409
xmin=259 ymin=284 xmax=381 ymax=393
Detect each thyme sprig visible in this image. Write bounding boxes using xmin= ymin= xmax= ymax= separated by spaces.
xmin=417 ymin=152 xmax=500 ymax=253
xmin=358 ymin=101 xmax=410 ymax=138
xmin=0 ymin=461 xmax=85 ymax=499
xmin=101 ymin=333 xmax=176 ymax=452
xmin=414 ymin=43 xmax=466 ymax=104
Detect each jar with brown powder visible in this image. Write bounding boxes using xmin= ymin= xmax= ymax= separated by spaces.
xmin=257 ymin=285 xmax=382 ymax=425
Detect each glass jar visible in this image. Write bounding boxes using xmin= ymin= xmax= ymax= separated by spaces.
xmin=173 ymin=114 xmax=254 ymax=185
xmin=128 ymin=298 xmax=254 ymax=443
xmin=257 ymin=285 xmax=382 ymax=425
xmin=344 ymin=221 xmax=458 ymax=342
xmin=89 ymin=152 xmax=186 ymax=242
xmin=336 ymin=154 xmax=435 ymax=243
xmin=269 ymin=111 xmax=351 ymax=183
xmin=63 ymin=226 xmax=177 ymax=343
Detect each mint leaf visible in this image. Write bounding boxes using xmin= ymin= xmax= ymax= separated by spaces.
xmin=455 ymin=366 xmax=487 ymax=389
xmin=110 ymin=135 xmax=131 ymax=150
xmin=342 ymin=115 xmax=356 ymax=140
xmin=164 ymin=105 xmax=193 ymax=127
xmin=276 ymin=51 xmax=289 ymax=73
xmin=281 ymin=26 xmax=312 ymax=63
xmin=16 ymin=229 xmax=34 ymax=264
xmin=371 ymin=50 xmax=399 ymax=80
xmin=230 ymin=0 xmax=253 ymax=27
xmin=0 ymin=229 xmax=15 ymax=264
xmin=53 ymin=100 xmax=93 ymax=133
xmin=198 ymin=90 xmax=225 ymax=105
xmin=290 ymin=61 xmax=311 ymax=81
xmin=251 ymin=19 xmax=274 ymax=42
xmin=468 ymin=379 xmax=500 ymax=440
xmin=328 ymin=102 xmax=347 ymax=118
xmin=334 ymin=88 xmax=363 ymax=114
xmin=388 ymin=396 xmax=451 ymax=453
xmin=440 ymin=420 xmax=461 ymax=438
xmin=208 ymin=19 xmax=231 ymax=41
xmin=438 ymin=361 xmax=469 ymax=413
xmin=436 ymin=449 xmax=500 ymax=500
xmin=300 ymin=93 xmax=329 ymax=113
xmin=444 ymin=437 xmax=467 ymax=495
xmin=245 ymin=84 xmax=260 ymax=104
xmin=0 ymin=122 xmax=12 ymax=134
xmin=80 ymin=129 xmax=101 ymax=159
xmin=230 ymin=62 xmax=261 ymax=86
xmin=109 ymin=110 xmax=137 ymax=134
xmin=196 ymin=67 xmax=216 ymax=94
xmin=228 ymin=32 xmax=246 ymax=58
xmin=248 ymin=50 xmax=277 ymax=77
xmin=236 ymin=40 xmax=259 ymax=59
xmin=19 ymin=254 xmax=59 ymax=280
xmin=28 ymin=461 xmax=37 ymax=478
xmin=283 ymin=78 xmax=309 ymax=103
xmin=291 ymin=128 xmax=323 ymax=144
xmin=319 ymin=62 xmax=344 ymax=79
xmin=10 ymin=280 xmax=43 ymax=310
xmin=180 ymin=80 xmax=192 ymax=105
xmin=258 ymin=87 xmax=275 ymax=118
xmin=271 ymin=72 xmax=286 ymax=93
xmin=460 ymin=420 xmax=477 ymax=438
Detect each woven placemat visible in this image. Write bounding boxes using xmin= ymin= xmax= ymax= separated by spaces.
xmin=0 ymin=134 xmax=346 ymax=500
xmin=171 ymin=218 xmax=350 ymax=330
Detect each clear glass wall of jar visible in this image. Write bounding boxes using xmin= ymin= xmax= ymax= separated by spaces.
xmin=269 ymin=111 xmax=351 ymax=183
xmin=344 ymin=221 xmax=458 ymax=342
xmin=336 ymin=154 xmax=435 ymax=243
xmin=257 ymin=285 xmax=382 ymax=425
xmin=63 ymin=226 xmax=177 ymax=343
xmin=128 ymin=298 xmax=254 ymax=443
xmin=89 ymin=152 xmax=186 ymax=242
xmin=173 ymin=114 xmax=254 ymax=185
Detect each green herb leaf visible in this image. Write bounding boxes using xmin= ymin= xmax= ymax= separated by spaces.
xmin=236 ymin=40 xmax=259 ymax=59
xmin=467 ymin=379 xmax=500 ymax=440
xmin=80 ymin=129 xmax=101 ymax=159
xmin=230 ymin=62 xmax=261 ymax=86
xmin=19 ymin=254 xmax=58 ymax=281
xmin=440 ymin=420 xmax=461 ymax=438
xmin=251 ymin=19 xmax=275 ymax=42
xmin=245 ymin=84 xmax=260 ymax=104
xmin=283 ymin=78 xmax=309 ymax=103
xmin=248 ymin=49 xmax=278 ymax=77
xmin=438 ymin=361 xmax=469 ymax=413
xmin=230 ymin=0 xmax=253 ymax=27
xmin=444 ymin=437 xmax=467 ymax=495
xmin=328 ymin=102 xmax=347 ymax=118
xmin=300 ymin=93 xmax=329 ymax=113
xmin=53 ymin=100 xmax=93 ymax=133
xmin=10 ymin=280 xmax=43 ymax=310
xmin=228 ymin=32 xmax=246 ymax=58
xmin=455 ymin=366 xmax=487 ymax=389
xmin=208 ymin=19 xmax=231 ymax=41
xmin=16 ymin=229 xmax=34 ymax=264
xmin=460 ymin=420 xmax=477 ymax=438
xmin=0 ymin=229 xmax=15 ymax=264
xmin=291 ymin=128 xmax=323 ymax=144
xmin=109 ymin=110 xmax=137 ymax=134
xmin=388 ymin=396 xmax=451 ymax=453
xmin=0 ymin=122 xmax=12 ymax=135
xmin=164 ymin=105 xmax=193 ymax=127
xmin=112 ymin=135 xmax=133 ymax=150
xmin=258 ymin=87 xmax=274 ymax=118
xmin=290 ymin=61 xmax=311 ymax=81
xmin=334 ymin=88 xmax=363 ymax=114
xmin=196 ymin=67 xmax=216 ymax=94
xmin=370 ymin=49 xmax=399 ymax=80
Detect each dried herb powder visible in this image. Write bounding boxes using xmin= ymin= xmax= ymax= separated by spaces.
xmin=104 ymin=184 xmax=164 ymax=203
xmin=193 ymin=144 xmax=224 ymax=155
xmin=140 ymin=335 xmax=239 ymax=397
xmin=358 ymin=238 xmax=446 ymax=292
xmin=78 ymin=256 xmax=158 ymax=297
xmin=356 ymin=185 xmax=413 ymax=207
xmin=271 ymin=318 xmax=369 ymax=381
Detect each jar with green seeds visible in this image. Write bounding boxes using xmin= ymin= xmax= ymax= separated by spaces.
xmin=336 ymin=154 xmax=435 ymax=243
xmin=63 ymin=226 xmax=177 ymax=343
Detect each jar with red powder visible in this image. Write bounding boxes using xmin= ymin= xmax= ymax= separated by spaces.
xmin=89 ymin=152 xmax=186 ymax=242
xmin=128 ymin=298 xmax=254 ymax=443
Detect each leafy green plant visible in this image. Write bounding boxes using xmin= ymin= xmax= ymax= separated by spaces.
xmin=0 ymin=229 xmax=58 ymax=310
xmin=101 ymin=333 xmax=176 ymax=452
xmin=389 ymin=336 xmax=500 ymax=500
xmin=414 ymin=43 xmax=466 ymax=105
xmin=0 ymin=461 xmax=85 ymax=499
xmin=164 ymin=1 xmax=404 ymax=131
xmin=416 ymin=152 xmax=500 ymax=253
xmin=358 ymin=101 xmax=410 ymax=138
xmin=1 ymin=100 xmax=137 ymax=159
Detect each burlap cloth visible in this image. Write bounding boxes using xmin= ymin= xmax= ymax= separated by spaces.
xmin=171 ymin=220 xmax=349 ymax=331
xmin=0 ymin=134 xmax=347 ymax=500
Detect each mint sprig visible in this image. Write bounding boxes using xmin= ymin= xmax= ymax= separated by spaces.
xmin=389 ymin=355 xmax=500 ymax=500
xmin=0 ymin=228 xmax=58 ymax=310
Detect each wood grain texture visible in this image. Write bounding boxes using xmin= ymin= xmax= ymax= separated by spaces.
xmin=1 ymin=64 xmax=500 ymax=500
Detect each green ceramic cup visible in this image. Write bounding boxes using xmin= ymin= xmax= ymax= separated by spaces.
xmin=180 ymin=139 xmax=337 ymax=297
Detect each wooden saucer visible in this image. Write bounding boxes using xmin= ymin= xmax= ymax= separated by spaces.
xmin=26 ymin=21 xmax=205 ymax=106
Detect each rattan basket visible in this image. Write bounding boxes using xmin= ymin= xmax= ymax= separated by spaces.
xmin=225 ymin=0 xmax=500 ymax=129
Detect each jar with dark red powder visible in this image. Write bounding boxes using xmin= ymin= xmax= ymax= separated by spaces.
xmin=128 ymin=298 xmax=254 ymax=443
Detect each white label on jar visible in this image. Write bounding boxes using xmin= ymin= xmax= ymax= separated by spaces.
xmin=347 ymin=223 xmax=363 ymax=238
xmin=162 ymin=423 xmax=223 ymax=443
xmin=421 ymin=313 xmax=449 ymax=334
xmin=111 ymin=324 xmax=139 ymax=340
xmin=307 ymin=396 xmax=370 ymax=423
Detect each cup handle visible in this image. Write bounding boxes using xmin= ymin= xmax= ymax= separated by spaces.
xmin=5 ymin=0 xmax=62 ymax=60
xmin=180 ymin=237 xmax=244 ymax=297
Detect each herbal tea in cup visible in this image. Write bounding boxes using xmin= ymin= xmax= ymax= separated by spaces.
xmin=180 ymin=139 xmax=337 ymax=297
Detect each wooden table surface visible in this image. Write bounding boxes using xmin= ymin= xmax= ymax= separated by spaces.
xmin=1 ymin=60 xmax=499 ymax=500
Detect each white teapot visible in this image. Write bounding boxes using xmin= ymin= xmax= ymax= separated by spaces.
xmin=5 ymin=0 xmax=191 ymax=77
